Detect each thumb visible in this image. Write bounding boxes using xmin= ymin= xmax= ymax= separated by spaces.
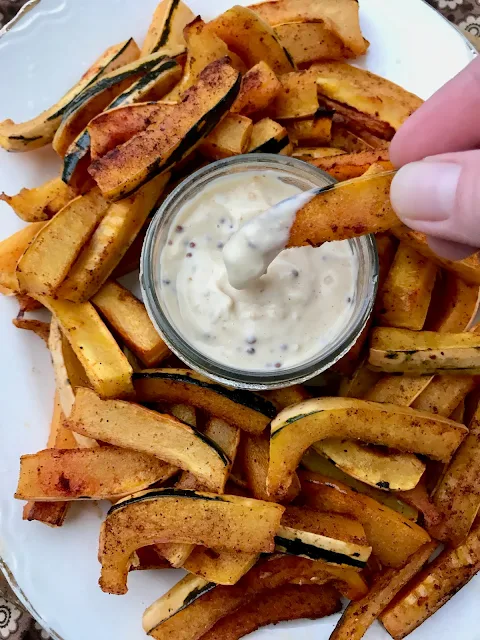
xmin=390 ymin=151 xmax=480 ymax=258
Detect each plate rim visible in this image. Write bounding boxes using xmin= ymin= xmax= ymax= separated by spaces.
xmin=0 ymin=0 xmax=476 ymax=638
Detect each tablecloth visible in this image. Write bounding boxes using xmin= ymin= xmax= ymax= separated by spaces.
xmin=0 ymin=0 xmax=479 ymax=638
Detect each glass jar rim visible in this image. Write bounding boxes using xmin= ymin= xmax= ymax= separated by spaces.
xmin=140 ymin=154 xmax=379 ymax=390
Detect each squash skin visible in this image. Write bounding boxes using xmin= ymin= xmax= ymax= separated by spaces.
xmin=88 ymin=58 xmax=242 ymax=200
xmin=141 ymin=0 xmax=196 ymax=55
xmin=133 ymin=368 xmax=277 ymax=434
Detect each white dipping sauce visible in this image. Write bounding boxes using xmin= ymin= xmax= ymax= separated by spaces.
xmin=159 ymin=171 xmax=358 ymax=372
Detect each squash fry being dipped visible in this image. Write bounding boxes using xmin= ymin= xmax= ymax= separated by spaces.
xmin=99 ymin=488 xmax=284 ymax=594
xmin=286 ymin=171 xmax=398 ymax=248
xmin=308 ymin=149 xmax=393 ymax=181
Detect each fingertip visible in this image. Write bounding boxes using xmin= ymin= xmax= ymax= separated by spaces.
xmin=426 ymin=236 xmax=477 ymax=261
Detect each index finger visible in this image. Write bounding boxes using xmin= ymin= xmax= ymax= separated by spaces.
xmin=390 ymin=55 xmax=480 ymax=167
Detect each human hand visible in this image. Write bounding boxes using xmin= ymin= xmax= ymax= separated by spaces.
xmin=390 ymin=55 xmax=480 ymax=260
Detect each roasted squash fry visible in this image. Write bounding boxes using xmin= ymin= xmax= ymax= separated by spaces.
xmin=57 ymin=173 xmax=169 ymax=301
xmin=22 ymin=394 xmax=75 ymax=527
xmin=88 ymin=102 xmax=166 ymax=160
xmin=268 ymin=71 xmax=319 ymax=120
xmin=230 ymin=61 xmax=281 ymax=115
xmin=425 ymin=271 xmax=480 ymax=333
xmin=15 ymin=447 xmax=175 ymax=501
xmin=433 ymin=401 xmax=480 ymax=545
xmin=247 ymin=118 xmax=292 ymax=155
xmin=268 ymin=397 xmax=466 ymax=498
xmin=277 ymin=506 xmax=371 ymax=568
xmin=412 ymin=375 xmax=476 ymax=417
xmin=165 ymin=18 xmax=229 ymax=101
xmin=285 ymin=112 xmax=332 ymax=145
xmin=287 ymin=171 xmax=397 ymax=248
xmin=141 ymin=0 xmax=195 ymax=55
xmin=239 ymin=432 xmax=299 ymax=503
xmin=12 ymin=316 xmax=50 ymax=343
xmin=369 ymin=327 xmax=480 ymax=375
xmin=275 ymin=22 xmax=352 ymax=66
xmin=365 ymin=374 xmax=432 ymax=405
xmin=0 ymin=178 xmax=76 ymax=223
xmin=92 ymin=281 xmax=170 ymax=367
xmin=249 ymin=0 xmax=367 ymax=56
xmin=183 ymin=547 xmax=258 ymax=586
xmin=144 ymin=554 xmax=367 ymax=639
xmin=312 ymin=62 xmax=423 ymax=132
xmin=16 ymin=189 xmax=109 ymax=296
xmin=396 ymin=477 xmax=443 ymax=530
xmin=338 ymin=362 xmax=381 ymax=399
xmin=0 ymin=223 xmax=45 ymax=294
xmin=330 ymin=542 xmax=437 ymax=640
xmin=89 ymin=59 xmax=241 ymax=200
xmin=99 ymin=489 xmax=284 ymax=594
xmin=133 ymin=369 xmax=277 ymax=434
xmin=69 ymin=388 xmax=230 ymax=492
xmin=200 ymin=115 xmax=253 ymax=160
xmin=377 ymin=243 xmax=437 ymax=330
xmin=203 ymin=583 xmax=341 ymax=640
xmin=308 ymin=149 xmax=393 ymax=181
xmin=313 ymin=440 xmax=425 ymax=492
xmin=298 ymin=471 xmax=431 ymax=567
xmin=262 ymin=384 xmax=310 ymax=410
xmin=380 ymin=519 xmax=480 ymax=639
xmin=207 ymin=6 xmax=295 ymax=74
xmin=330 ymin=123 xmax=374 ymax=153
xmin=293 ymin=148 xmax=345 ymax=162
xmin=392 ymin=224 xmax=480 ymax=285
xmin=39 ymin=297 xmax=134 ymax=399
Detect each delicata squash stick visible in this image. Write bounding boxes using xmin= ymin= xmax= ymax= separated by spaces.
xmin=286 ymin=171 xmax=399 ymax=248
xmin=380 ymin=519 xmax=480 ymax=639
xmin=99 ymin=488 xmax=284 ymax=594
xmin=143 ymin=554 xmax=367 ymax=640
xmin=267 ymin=397 xmax=466 ymax=499
xmin=68 ymin=388 xmax=230 ymax=493
xmin=330 ymin=541 xmax=437 ymax=640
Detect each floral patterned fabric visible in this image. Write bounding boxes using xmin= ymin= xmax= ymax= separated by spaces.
xmin=0 ymin=0 xmax=479 ymax=639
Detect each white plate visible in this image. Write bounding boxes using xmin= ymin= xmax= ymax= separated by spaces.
xmin=0 ymin=1 xmax=477 ymax=639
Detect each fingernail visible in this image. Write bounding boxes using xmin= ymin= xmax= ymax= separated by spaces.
xmin=391 ymin=161 xmax=461 ymax=223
